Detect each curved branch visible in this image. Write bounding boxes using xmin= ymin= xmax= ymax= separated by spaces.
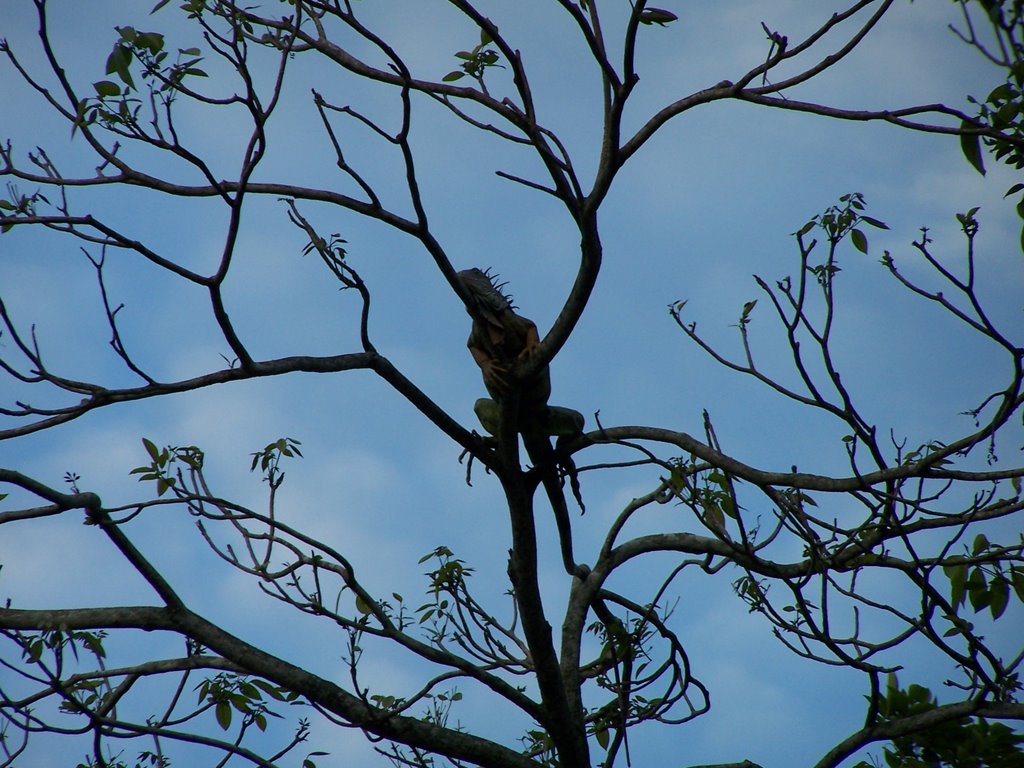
xmin=576 ymin=426 xmax=1023 ymax=494
xmin=0 ymin=351 xmax=488 ymax=463
xmin=0 ymin=605 xmax=539 ymax=768
xmin=814 ymin=700 xmax=1024 ymax=768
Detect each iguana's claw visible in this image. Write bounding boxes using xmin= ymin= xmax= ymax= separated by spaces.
xmin=517 ymin=338 xmax=540 ymax=361
xmin=483 ymin=360 xmax=508 ymax=392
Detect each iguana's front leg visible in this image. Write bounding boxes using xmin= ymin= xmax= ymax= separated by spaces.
xmin=516 ymin=324 xmax=541 ymax=360
xmin=469 ymin=345 xmax=508 ymax=394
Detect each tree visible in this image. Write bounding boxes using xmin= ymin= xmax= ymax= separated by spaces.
xmin=1 ymin=1 xmax=1022 ymax=767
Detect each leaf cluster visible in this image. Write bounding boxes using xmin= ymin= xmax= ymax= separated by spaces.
xmin=443 ymin=28 xmax=503 ymax=85
xmin=956 ymin=0 xmax=1024 ymax=247
xmin=944 ymin=534 xmax=1024 ymax=625
xmin=194 ymin=673 xmax=296 ymax=733
xmin=795 ymin=192 xmax=889 ymax=258
xmin=130 ymin=437 xmax=204 ymax=497
xmin=856 ymin=674 xmax=1024 ymax=768
xmin=79 ymin=25 xmax=207 ymax=134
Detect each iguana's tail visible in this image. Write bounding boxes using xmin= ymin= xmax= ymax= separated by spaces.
xmin=523 ymin=431 xmax=588 ymax=579
xmin=474 ymin=398 xmax=587 ymax=577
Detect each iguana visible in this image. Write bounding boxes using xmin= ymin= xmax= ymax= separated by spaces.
xmin=457 ymin=268 xmax=586 ymax=577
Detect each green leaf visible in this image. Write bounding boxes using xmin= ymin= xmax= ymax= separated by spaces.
xmin=93 ymin=80 xmax=121 ymax=98
xmin=105 ymin=45 xmax=135 ymax=89
xmin=238 ymin=680 xmax=259 ymax=700
xmin=25 ymin=638 xmax=44 ymax=663
xmin=215 ymin=699 xmax=232 ymax=730
xmin=142 ymin=437 xmax=160 ymax=462
xmin=850 ymin=228 xmax=868 ymax=254
xmin=703 ymin=500 xmax=725 ymax=533
xmin=986 ymin=83 xmax=1013 ymax=103
xmin=136 ymin=32 xmax=164 ymax=54
xmin=990 ymin=575 xmax=1010 ymax=620
xmin=860 ymin=215 xmax=889 ymax=230
xmin=1004 ymin=182 xmax=1024 ymax=197
xmin=252 ymin=679 xmax=287 ymax=701
xmin=944 ymin=561 xmax=968 ymax=610
xmin=639 ymin=8 xmax=679 ymax=26
xmin=960 ymin=121 xmax=986 ymax=176
xmin=1011 ymin=566 xmax=1024 ymax=603
xmin=104 ymin=45 xmax=125 ymax=75
xmin=967 ymin=567 xmax=990 ymax=612
xmin=972 ymin=533 xmax=990 ymax=555
xmin=721 ymin=494 xmax=738 ymax=518
xmin=442 ymin=71 xmax=465 ymax=82
xmin=594 ymin=725 xmax=609 ymax=749
xmin=738 ymin=299 xmax=756 ymax=326
xmin=355 ymin=595 xmax=373 ymax=615
xmin=942 ymin=622 xmax=966 ymax=638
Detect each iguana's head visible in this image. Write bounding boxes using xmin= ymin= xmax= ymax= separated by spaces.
xmin=457 ymin=268 xmax=515 ymax=325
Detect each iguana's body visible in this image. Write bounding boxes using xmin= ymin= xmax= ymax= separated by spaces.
xmin=459 ymin=268 xmax=550 ymax=412
xmin=457 ymin=268 xmax=585 ymax=577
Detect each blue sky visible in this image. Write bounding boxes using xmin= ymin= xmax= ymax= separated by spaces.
xmin=1 ymin=2 xmax=1022 ymax=767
